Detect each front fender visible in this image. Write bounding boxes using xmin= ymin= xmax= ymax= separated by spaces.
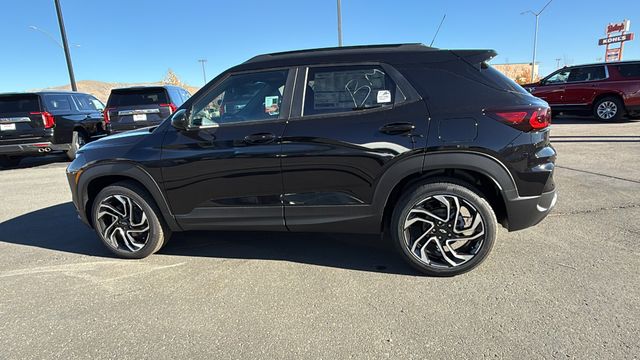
xmin=77 ymin=161 xmax=181 ymax=231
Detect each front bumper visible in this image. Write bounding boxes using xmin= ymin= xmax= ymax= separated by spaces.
xmin=66 ymin=155 xmax=91 ymax=228
xmin=505 ymin=189 xmax=557 ymax=231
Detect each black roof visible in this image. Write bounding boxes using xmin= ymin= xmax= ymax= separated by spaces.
xmin=0 ymin=90 xmax=91 ymax=97
xmin=231 ymin=43 xmax=496 ymax=72
xmin=560 ymin=60 xmax=640 ymax=68
xmin=111 ymin=85 xmax=185 ymax=92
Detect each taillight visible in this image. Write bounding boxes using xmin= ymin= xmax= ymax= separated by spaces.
xmin=30 ymin=111 xmax=55 ymax=129
xmin=486 ymin=106 xmax=551 ymax=132
xmin=103 ymin=108 xmax=113 ymax=124
xmin=160 ymin=103 xmax=177 ymax=114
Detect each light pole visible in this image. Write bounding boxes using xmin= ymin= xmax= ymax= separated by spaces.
xmin=198 ymin=59 xmax=208 ymax=85
xmin=521 ymin=0 xmax=554 ymax=83
xmin=53 ymin=0 xmax=77 ymax=91
xmin=337 ymin=0 xmax=343 ymax=46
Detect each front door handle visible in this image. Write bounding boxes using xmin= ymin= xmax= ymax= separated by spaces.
xmin=244 ymin=132 xmax=276 ymax=144
xmin=379 ymin=122 xmax=415 ymax=135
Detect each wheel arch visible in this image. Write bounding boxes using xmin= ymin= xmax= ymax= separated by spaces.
xmin=376 ymin=152 xmax=516 ymax=231
xmin=592 ymin=92 xmax=626 ymax=112
xmin=78 ymin=162 xmax=181 ymax=231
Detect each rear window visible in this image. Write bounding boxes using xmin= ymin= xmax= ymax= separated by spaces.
xmin=0 ymin=94 xmax=41 ymax=113
xmin=108 ymin=88 xmax=169 ymax=107
xmin=615 ymin=63 xmax=640 ymax=78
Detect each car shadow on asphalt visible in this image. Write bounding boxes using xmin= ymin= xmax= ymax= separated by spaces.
xmin=0 ymin=153 xmax=69 ymax=171
xmin=0 ymin=202 xmax=417 ymax=275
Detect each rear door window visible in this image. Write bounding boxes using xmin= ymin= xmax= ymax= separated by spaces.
xmin=0 ymin=95 xmax=41 ymax=114
xmin=180 ymin=89 xmax=191 ymax=103
xmin=567 ymin=66 xmax=606 ymax=82
xmin=73 ymin=94 xmax=104 ymax=111
xmin=615 ymin=63 xmax=640 ymax=78
xmin=43 ymin=94 xmax=74 ymax=112
xmin=303 ymin=65 xmax=395 ymax=116
xmin=108 ymin=88 xmax=169 ymax=107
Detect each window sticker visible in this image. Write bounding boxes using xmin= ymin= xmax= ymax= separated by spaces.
xmin=377 ymin=90 xmax=391 ymax=103
xmin=264 ymin=95 xmax=279 ymax=115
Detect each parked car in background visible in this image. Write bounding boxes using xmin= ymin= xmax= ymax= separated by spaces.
xmin=524 ymin=61 xmax=640 ymax=121
xmin=0 ymin=91 xmax=107 ymax=167
xmin=67 ymin=44 xmax=557 ymax=276
xmin=104 ymin=85 xmax=190 ymax=134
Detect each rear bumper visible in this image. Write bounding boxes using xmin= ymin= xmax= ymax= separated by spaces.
xmin=505 ymin=189 xmax=557 ymax=231
xmin=0 ymin=141 xmax=70 ymax=156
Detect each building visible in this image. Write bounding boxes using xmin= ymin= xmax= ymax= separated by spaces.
xmin=492 ymin=63 xmax=539 ymax=84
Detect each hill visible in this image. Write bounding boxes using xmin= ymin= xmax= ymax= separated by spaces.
xmin=41 ymin=80 xmax=201 ymax=103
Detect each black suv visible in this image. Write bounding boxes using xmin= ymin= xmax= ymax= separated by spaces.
xmin=104 ymin=85 xmax=190 ymax=134
xmin=67 ymin=44 xmax=557 ymax=276
xmin=0 ymin=91 xmax=107 ymax=167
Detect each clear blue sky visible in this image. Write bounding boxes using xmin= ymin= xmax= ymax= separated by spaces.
xmin=1 ymin=0 xmax=639 ymax=92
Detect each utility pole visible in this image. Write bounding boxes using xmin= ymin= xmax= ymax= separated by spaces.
xmin=337 ymin=0 xmax=343 ymax=46
xmin=555 ymin=58 xmax=561 ymax=69
xmin=53 ymin=0 xmax=77 ymax=91
xmin=521 ymin=0 xmax=554 ymax=83
xmin=198 ymin=59 xmax=208 ymax=85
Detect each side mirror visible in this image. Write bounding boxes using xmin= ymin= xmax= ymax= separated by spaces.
xmin=170 ymin=109 xmax=189 ymax=130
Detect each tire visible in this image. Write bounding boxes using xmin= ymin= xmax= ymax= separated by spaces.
xmin=390 ymin=180 xmax=497 ymax=277
xmin=0 ymin=155 xmax=22 ymax=169
xmin=67 ymin=130 xmax=88 ymax=160
xmin=593 ymin=96 xmax=624 ymax=122
xmin=91 ymin=181 xmax=172 ymax=259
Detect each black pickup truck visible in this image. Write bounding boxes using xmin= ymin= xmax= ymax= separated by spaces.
xmin=0 ymin=91 xmax=108 ymax=167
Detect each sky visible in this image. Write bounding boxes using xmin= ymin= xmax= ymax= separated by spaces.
xmin=1 ymin=0 xmax=639 ymax=92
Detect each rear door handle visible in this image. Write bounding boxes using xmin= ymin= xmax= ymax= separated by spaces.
xmin=379 ymin=122 xmax=415 ymax=135
xmin=244 ymin=132 xmax=276 ymax=144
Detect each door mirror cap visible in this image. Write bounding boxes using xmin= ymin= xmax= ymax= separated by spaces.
xmin=170 ymin=109 xmax=189 ymax=130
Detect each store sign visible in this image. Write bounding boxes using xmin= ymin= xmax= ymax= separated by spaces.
xmin=599 ymin=33 xmax=635 ymax=45
xmin=600 ymin=19 xmax=633 ymax=62
xmin=607 ymin=20 xmax=630 ymax=34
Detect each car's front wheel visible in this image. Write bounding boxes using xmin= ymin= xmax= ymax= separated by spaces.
xmin=593 ymin=96 xmax=624 ymax=122
xmin=92 ymin=181 xmax=171 ymax=258
xmin=391 ymin=181 xmax=497 ymax=276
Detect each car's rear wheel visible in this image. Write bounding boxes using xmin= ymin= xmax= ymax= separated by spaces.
xmin=92 ymin=181 xmax=171 ymax=259
xmin=593 ymin=96 xmax=624 ymax=122
xmin=67 ymin=130 xmax=88 ymax=160
xmin=0 ymin=155 xmax=22 ymax=169
xmin=391 ymin=181 xmax=497 ymax=276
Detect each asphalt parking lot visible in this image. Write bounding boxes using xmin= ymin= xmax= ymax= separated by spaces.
xmin=0 ymin=117 xmax=639 ymax=359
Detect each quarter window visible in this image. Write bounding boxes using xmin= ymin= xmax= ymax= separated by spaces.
xmin=615 ymin=63 xmax=640 ymax=78
xmin=43 ymin=94 xmax=73 ymax=112
xmin=190 ymin=70 xmax=288 ymax=126
xmin=303 ymin=66 xmax=395 ymax=116
xmin=567 ymin=66 xmax=606 ymax=82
